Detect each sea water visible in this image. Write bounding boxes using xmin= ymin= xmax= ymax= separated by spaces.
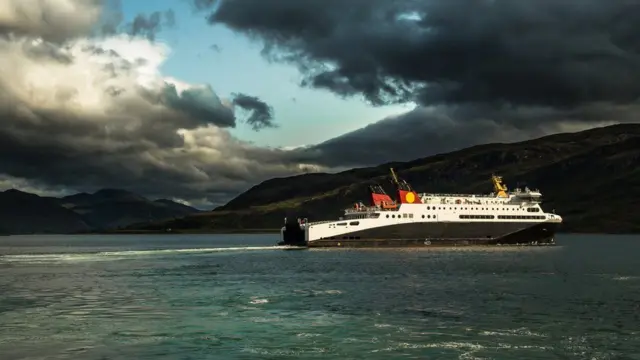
xmin=1 ymin=233 xmax=638 ymax=359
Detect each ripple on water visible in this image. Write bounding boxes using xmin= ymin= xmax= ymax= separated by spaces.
xmin=1 ymin=234 xmax=639 ymax=359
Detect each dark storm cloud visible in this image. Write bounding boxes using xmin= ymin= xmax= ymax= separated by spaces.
xmin=160 ymin=84 xmax=237 ymax=128
xmin=202 ymin=0 xmax=640 ymax=108
xmin=231 ymin=93 xmax=277 ymax=131
xmin=188 ymin=0 xmax=640 ymax=169
xmin=297 ymin=104 xmax=633 ymax=167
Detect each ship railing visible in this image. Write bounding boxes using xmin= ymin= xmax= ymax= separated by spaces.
xmin=419 ymin=193 xmax=498 ymax=198
xmin=513 ymin=187 xmax=541 ymax=194
xmin=306 ymin=220 xmax=334 ymax=226
xmin=344 ymin=208 xmax=384 ymax=214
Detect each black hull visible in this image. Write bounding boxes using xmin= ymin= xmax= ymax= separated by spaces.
xmin=281 ymin=221 xmax=559 ymax=248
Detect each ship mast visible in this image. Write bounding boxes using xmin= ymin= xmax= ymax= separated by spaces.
xmin=390 ymin=168 xmax=413 ymax=192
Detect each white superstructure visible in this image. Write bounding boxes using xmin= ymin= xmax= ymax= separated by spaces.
xmin=280 ymin=170 xmax=563 ymax=247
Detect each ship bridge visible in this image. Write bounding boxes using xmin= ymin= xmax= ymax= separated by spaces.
xmin=512 ymin=187 xmax=542 ymax=203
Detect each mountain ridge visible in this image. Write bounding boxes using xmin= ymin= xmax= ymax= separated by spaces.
xmin=0 ymin=188 xmax=201 ymax=234
xmin=126 ymin=123 xmax=640 ymax=234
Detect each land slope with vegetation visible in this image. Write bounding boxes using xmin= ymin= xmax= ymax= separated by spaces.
xmin=0 ymin=189 xmax=200 ymax=234
xmin=131 ymin=123 xmax=639 ymax=234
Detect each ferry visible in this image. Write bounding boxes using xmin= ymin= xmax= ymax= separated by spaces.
xmin=278 ymin=168 xmax=562 ymax=247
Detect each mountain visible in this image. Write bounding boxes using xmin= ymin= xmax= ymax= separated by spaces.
xmin=127 ymin=123 xmax=640 ymax=234
xmin=58 ymin=189 xmax=201 ymax=230
xmin=0 ymin=189 xmax=201 ymax=234
xmin=0 ymin=189 xmax=91 ymax=234
xmin=154 ymin=199 xmax=200 ymax=214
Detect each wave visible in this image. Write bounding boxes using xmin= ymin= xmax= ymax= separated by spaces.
xmin=0 ymin=246 xmax=295 ymax=264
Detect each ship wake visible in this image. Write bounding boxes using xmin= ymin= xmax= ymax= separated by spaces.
xmin=0 ymin=246 xmax=295 ymax=264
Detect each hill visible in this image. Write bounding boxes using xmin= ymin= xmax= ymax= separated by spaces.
xmin=0 ymin=189 xmax=200 ymax=234
xmin=126 ymin=123 xmax=640 ymax=234
xmin=59 ymin=189 xmax=200 ymax=230
xmin=0 ymin=189 xmax=92 ymax=234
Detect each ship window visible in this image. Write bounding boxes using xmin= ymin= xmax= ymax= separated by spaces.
xmin=349 ymin=221 xmax=360 ymax=226
xmin=421 ymin=215 xmax=425 ymax=218
xmin=409 ymin=214 xmax=413 ymax=218
xmin=337 ymin=222 xmax=346 ymax=226
xmin=427 ymin=206 xmax=431 ymax=210
xmin=386 ymin=214 xmax=389 ymax=218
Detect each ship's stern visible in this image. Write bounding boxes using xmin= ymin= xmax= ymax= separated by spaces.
xmin=277 ymin=217 xmax=308 ymax=247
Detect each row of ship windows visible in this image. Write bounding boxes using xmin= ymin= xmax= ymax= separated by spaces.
xmin=336 ymin=221 xmax=361 ymax=226
xmin=382 ymin=213 xmax=545 ymax=220
xmin=425 ymin=206 xmax=540 ymax=212
xmin=460 ymin=215 xmax=546 ymax=220
xmin=386 ymin=213 xmax=414 ymax=219
xmin=337 ymin=214 xmax=546 ymax=226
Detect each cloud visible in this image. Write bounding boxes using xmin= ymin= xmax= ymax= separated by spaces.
xmin=192 ymin=0 xmax=640 ymax=169
xmin=0 ymin=0 xmax=312 ymax=208
xmin=297 ymin=104 xmax=626 ymax=167
xmin=0 ymin=0 xmax=103 ymax=42
xmin=1 ymin=0 xmax=639 ymax=210
xmin=231 ymin=93 xmax=277 ymax=131
xmin=126 ymin=10 xmax=176 ymax=41
xmin=203 ymin=0 xmax=640 ymax=108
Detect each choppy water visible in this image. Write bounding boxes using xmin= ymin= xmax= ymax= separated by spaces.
xmin=1 ymin=234 xmax=639 ymax=359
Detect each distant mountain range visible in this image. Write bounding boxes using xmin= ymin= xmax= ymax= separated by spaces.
xmin=0 ymin=188 xmax=200 ymax=234
xmin=125 ymin=123 xmax=640 ymax=234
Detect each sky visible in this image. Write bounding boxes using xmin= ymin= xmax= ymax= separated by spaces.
xmin=0 ymin=0 xmax=638 ymax=208
xmin=120 ymin=0 xmax=415 ymax=147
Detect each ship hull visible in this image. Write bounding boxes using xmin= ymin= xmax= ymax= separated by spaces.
xmin=303 ymin=221 xmax=559 ymax=248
